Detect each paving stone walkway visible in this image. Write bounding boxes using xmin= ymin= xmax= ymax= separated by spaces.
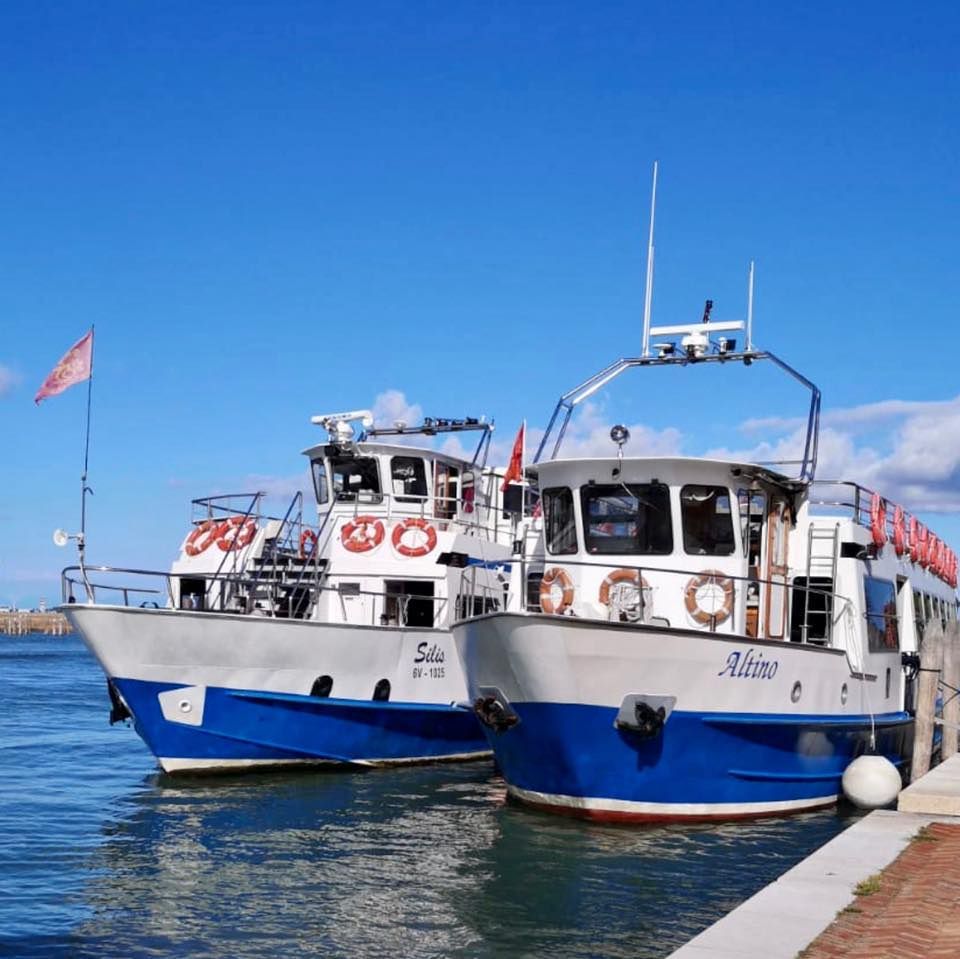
xmin=800 ymin=822 xmax=960 ymax=959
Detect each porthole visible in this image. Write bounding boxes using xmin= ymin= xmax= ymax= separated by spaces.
xmin=178 ymin=699 xmax=192 ymax=713
xmin=791 ymin=681 xmax=802 ymax=703
xmin=840 ymin=683 xmax=848 ymax=706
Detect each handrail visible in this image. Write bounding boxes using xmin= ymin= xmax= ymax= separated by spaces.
xmin=455 ymin=555 xmax=854 ymax=646
xmin=204 ymin=492 xmax=262 ymax=607
xmin=533 ymin=348 xmax=822 ymax=483
xmin=61 ymin=565 xmax=455 ymax=627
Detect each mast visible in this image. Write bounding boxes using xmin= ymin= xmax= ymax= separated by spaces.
xmin=641 ymin=161 xmax=658 ymax=358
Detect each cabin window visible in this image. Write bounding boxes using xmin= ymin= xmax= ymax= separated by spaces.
xmin=543 ymin=487 xmax=578 ymax=555
xmin=311 ymin=459 xmax=329 ymax=505
xmin=681 ymin=485 xmax=735 ymax=556
xmin=864 ymin=576 xmax=899 ymax=652
xmin=434 ymin=463 xmax=459 ymax=520
xmin=580 ymin=483 xmax=672 ymax=555
xmin=790 ymin=576 xmax=833 ymax=644
xmin=330 ymin=456 xmax=381 ymax=502
xmin=391 ymin=456 xmax=428 ymax=503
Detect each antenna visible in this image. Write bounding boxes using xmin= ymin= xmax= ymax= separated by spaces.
xmin=641 ymin=161 xmax=658 ymax=358
xmin=746 ymin=260 xmax=755 ymax=352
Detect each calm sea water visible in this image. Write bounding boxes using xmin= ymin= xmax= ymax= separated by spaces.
xmin=1 ymin=633 xmax=861 ymax=959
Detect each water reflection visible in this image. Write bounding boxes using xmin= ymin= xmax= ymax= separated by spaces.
xmin=0 ymin=636 xmax=861 ymax=959
xmin=65 ymin=767 xmax=861 ymax=959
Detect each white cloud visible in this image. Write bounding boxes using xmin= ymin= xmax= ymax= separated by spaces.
xmin=719 ymin=395 xmax=960 ymax=514
xmin=241 ymin=473 xmax=313 ymax=501
xmin=0 ymin=364 xmax=20 ymax=398
xmin=546 ymin=402 xmax=683 ymax=459
xmin=307 ymin=388 xmax=960 ymax=517
xmin=372 ymin=390 xmax=422 ymax=430
xmin=742 ymin=396 xmax=960 ymax=434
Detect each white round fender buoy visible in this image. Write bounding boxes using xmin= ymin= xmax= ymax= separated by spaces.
xmin=841 ymin=755 xmax=902 ymax=809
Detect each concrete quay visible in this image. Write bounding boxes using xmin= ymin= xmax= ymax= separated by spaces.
xmin=667 ymin=755 xmax=960 ymax=959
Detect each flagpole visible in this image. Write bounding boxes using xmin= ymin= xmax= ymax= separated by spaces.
xmin=521 ymin=419 xmax=526 ymax=517
xmin=79 ymin=326 xmax=94 ymax=587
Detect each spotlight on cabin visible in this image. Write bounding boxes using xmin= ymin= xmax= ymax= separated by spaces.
xmin=655 ymin=342 xmax=675 ymax=358
xmin=718 ymin=337 xmax=736 ymax=354
xmin=610 ymin=425 xmax=630 ymax=449
xmin=52 ymin=528 xmax=83 ymax=549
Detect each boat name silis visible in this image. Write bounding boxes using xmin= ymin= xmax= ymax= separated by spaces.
xmin=413 ymin=641 xmax=446 ymax=679
xmin=717 ymin=648 xmax=779 ymax=680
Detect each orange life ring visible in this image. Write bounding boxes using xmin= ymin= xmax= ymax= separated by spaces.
xmin=869 ymin=493 xmax=887 ymax=548
xmin=892 ymin=506 xmax=906 ymax=557
xmin=540 ymin=567 xmax=575 ymax=615
xmin=909 ymin=517 xmax=921 ymax=564
xmin=684 ymin=570 xmax=735 ymax=626
xmin=184 ymin=520 xmax=219 ymax=557
xmin=341 ymin=515 xmax=385 ymax=553
xmin=598 ymin=568 xmax=651 ymax=616
xmin=299 ymin=528 xmax=318 ymax=559
xmin=918 ymin=524 xmax=930 ymax=568
xmin=391 ymin=518 xmax=438 ymax=558
xmin=216 ymin=515 xmax=257 ymax=552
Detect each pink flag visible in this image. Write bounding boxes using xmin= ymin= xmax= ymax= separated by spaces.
xmin=35 ymin=330 xmax=94 ymax=404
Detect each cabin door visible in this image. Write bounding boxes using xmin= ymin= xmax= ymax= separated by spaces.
xmin=764 ymin=497 xmax=790 ymax=639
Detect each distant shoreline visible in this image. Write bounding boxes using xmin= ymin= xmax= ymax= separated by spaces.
xmin=0 ymin=611 xmax=72 ymax=635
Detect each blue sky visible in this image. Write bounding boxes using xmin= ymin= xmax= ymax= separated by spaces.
xmin=2 ymin=1 xmax=959 ymax=606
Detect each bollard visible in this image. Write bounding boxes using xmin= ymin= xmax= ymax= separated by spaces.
xmin=943 ymin=621 xmax=960 ymax=759
xmin=911 ymin=619 xmax=944 ymax=782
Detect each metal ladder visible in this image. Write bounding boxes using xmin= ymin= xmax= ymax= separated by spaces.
xmin=803 ymin=522 xmax=839 ymax=644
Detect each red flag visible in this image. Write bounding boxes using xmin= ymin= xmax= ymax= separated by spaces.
xmin=501 ymin=422 xmax=525 ymax=492
xmin=35 ymin=330 xmax=94 ymax=404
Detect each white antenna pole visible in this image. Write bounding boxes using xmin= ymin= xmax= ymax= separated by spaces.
xmin=641 ymin=161 xmax=658 ymax=357
xmin=746 ymin=260 xmax=755 ymax=352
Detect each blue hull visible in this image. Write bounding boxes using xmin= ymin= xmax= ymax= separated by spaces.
xmin=115 ymin=677 xmax=489 ymax=771
xmin=483 ymin=701 xmax=912 ymax=820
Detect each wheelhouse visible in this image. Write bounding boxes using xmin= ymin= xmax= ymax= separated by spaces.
xmin=531 ymin=456 xmax=801 ymax=637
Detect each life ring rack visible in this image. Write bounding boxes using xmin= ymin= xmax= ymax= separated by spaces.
xmin=392 ymin=518 xmax=438 ymax=558
xmin=216 ymin=515 xmax=257 ymax=552
xmin=684 ymin=570 xmax=735 ymax=627
xmin=892 ymin=505 xmax=906 ymax=557
xmin=540 ymin=567 xmax=575 ymax=615
xmin=300 ymin=528 xmax=319 ymax=559
xmin=598 ymin=568 xmax=651 ymax=620
xmin=341 ymin=515 xmax=385 ymax=553
xmin=869 ymin=493 xmax=887 ymax=548
xmin=184 ymin=519 xmax=219 ymax=557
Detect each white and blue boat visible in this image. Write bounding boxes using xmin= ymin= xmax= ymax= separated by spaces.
xmin=62 ymin=412 xmax=516 ymax=774
xmin=453 ymin=297 xmax=958 ymax=822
